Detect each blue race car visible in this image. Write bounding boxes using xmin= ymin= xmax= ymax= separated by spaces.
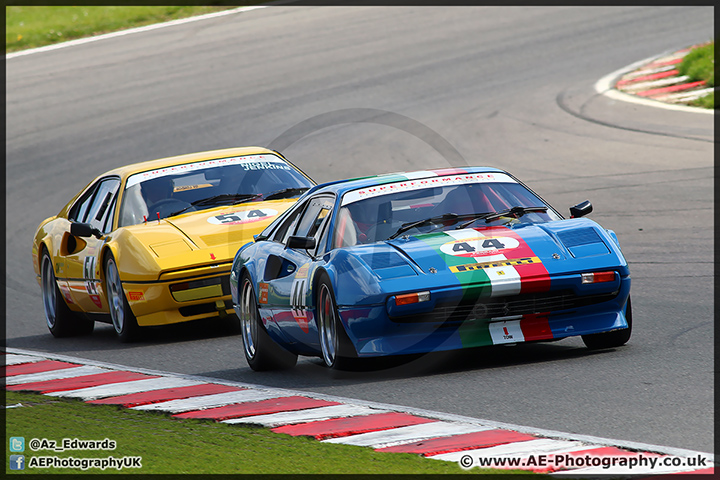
xmin=229 ymin=167 xmax=631 ymax=370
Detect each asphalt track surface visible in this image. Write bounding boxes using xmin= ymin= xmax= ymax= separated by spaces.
xmin=6 ymin=6 xmax=714 ymax=454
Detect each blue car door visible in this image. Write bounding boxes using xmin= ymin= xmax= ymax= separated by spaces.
xmin=264 ymin=195 xmax=334 ymax=347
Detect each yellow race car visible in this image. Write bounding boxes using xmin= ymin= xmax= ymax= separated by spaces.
xmin=32 ymin=147 xmax=315 ymax=342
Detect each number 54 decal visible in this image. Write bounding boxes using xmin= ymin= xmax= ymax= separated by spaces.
xmin=207 ymin=208 xmax=278 ymax=225
xmin=84 ymin=256 xmax=98 ymax=294
xmin=84 ymin=256 xmax=103 ymax=308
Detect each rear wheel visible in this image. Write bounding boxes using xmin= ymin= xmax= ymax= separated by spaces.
xmin=104 ymin=253 xmax=140 ymax=343
xmin=41 ymin=250 xmax=94 ymax=337
xmin=239 ymin=273 xmax=297 ymax=371
xmin=582 ymin=297 xmax=632 ymax=349
xmin=317 ymin=274 xmax=357 ymax=370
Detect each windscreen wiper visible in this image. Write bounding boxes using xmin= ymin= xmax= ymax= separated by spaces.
xmin=168 ymin=193 xmax=262 ymax=217
xmin=453 ymin=212 xmax=497 ymax=230
xmin=261 ymin=187 xmax=310 ymax=201
xmin=388 ymin=213 xmax=460 ymax=239
xmin=480 ymin=206 xmax=548 ymax=224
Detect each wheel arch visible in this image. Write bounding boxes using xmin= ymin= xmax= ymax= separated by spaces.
xmin=38 ymin=240 xmax=51 ymax=264
xmin=97 ymin=243 xmax=136 ymax=319
xmin=98 ymin=243 xmax=120 ymax=285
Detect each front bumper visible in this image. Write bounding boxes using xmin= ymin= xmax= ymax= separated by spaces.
xmin=337 ymin=274 xmax=631 ymax=357
xmin=123 ymin=270 xmax=234 ymax=326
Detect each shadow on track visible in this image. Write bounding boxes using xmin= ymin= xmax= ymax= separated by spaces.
xmin=202 ymin=341 xmax=623 ymax=389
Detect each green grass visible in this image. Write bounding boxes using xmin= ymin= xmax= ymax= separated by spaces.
xmin=677 ymin=41 xmax=715 ymax=108
xmin=678 ymin=42 xmax=714 ymax=86
xmin=5 ymin=391 xmax=527 ymax=475
xmin=5 ymin=6 xmax=244 ymax=52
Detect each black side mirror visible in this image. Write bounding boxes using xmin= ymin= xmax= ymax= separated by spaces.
xmin=569 ymin=200 xmax=593 ymax=218
xmin=71 ymin=222 xmax=102 ymax=239
xmin=286 ymin=235 xmax=316 ymax=250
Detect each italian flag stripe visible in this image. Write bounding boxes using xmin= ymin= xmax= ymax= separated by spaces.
xmin=480 ymin=226 xmax=551 ymax=293
xmin=445 ymin=229 xmax=521 ymax=297
xmin=431 ymin=225 xmax=552 ymax=296
xmin=458 ymin=315 xmax=554 ymax=348
xmin=418 ymin=225 xmax=554 ymax=348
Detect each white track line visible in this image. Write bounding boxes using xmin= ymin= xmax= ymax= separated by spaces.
xmin=620 ymin=64 xmax=677 ymax=79
xmin=131 ymin=389 xmax=286 ymax=413
xmin=6 ymin=6 xmax=267 ymax=60
xmin=5 ymin=366 xmax=108 ymax=385
xmin=322 ymin=422 xmax=493 ymax=448
xmin=5 ymin=354 xmax=44 ymax=365
xmin=224 ymin=404 xmax=389 ymax=427
xmin=620 ymin=75 xmax=691 ymax=92
xmin=45 ymin=376 xmax=205 ymax=401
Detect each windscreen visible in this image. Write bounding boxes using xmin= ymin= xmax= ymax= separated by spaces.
xmin=118 ymin=154 xmax=313 ymax=227
xmin=333 ymin=173 xmax=561 ymax=247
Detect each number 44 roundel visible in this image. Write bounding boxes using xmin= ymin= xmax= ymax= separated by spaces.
xmin=440 ymin=236 xmax=520 ymax=257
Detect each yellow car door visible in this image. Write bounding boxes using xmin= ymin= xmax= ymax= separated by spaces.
xmin=65 ymin=177 xmax=120 ymax=313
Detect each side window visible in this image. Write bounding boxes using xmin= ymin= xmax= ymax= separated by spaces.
xmin=314 ymin=212 xmax=334 ymax=257
xmin=101 ymin=196 xmax=118 ymax=233
xmin=68 ymin=184 xmax=99 ymax=222
xmin=271 ymin=206 xmax=304 ymax=244
xmin=86 ymin=178 xmax=121 ymax=231
xmin=295 ymin=196 xmax=333 ymax=238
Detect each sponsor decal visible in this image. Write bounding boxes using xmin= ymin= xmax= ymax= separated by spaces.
xmin=126 ymin=154 xmax=290 ymax=188
xmin=440 ymin=235 xmax=520 ymax=257
xmin=258 ymin=283 xmax=269 ymax=304
xmin=207 ymin=208 xmax=278 ymax=225
xmin=59 ymin=284 xmax=74 ymax=304
xmin=239 ymin=161 xmax=292 ymax=171
xmin=127 ymin=292 xmax=145 ymax=302
xmin=489 ymin=320 xmax=525 ymax=344
xmin=450 ymin=257 xmax=542 ymax=273
xmin=295 ymin=263 xmax=310 ymax=279
xmin=173 ymin=183 xmax=212 ymax=192
xmin=342 ymin=172 xmax=516 ymax=205
xmin=89 ymin=294 xmax=103 ymax=309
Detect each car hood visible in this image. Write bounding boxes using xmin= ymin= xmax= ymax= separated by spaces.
xmin=112 ymin=199 xmax=296 ymax=281
xmin=385 ymin=218 xmax=628 ymax=277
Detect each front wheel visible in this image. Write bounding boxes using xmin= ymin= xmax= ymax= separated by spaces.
xmin=104 ymin=253 xmax=140 ymax=342
xmin=316 ymin=274 xmax=357 ymax=370
xmin=239 ymin=273 xmax=297 ymax=371
xmin=582 ymin=297 xmax=632 ymax=349
xmin=41 ymin=250 xmax=94 ymax=337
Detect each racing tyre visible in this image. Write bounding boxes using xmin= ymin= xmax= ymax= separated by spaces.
xmin=239 ymin=273 xmax=297 ymax=371
xmin=317 ymin=274 xmax=357 ymax=370
xmin=104 ymin=253 xmax=140 ymax=343
xmin=582 ymin=297 xmax=632 ymax=349
xmin=41 ymin=250 xmax=94 ymax=337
